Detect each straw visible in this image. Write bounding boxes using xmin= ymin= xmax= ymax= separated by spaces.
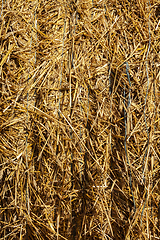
xmin=0 ymin=0 xmax=159 ymax=239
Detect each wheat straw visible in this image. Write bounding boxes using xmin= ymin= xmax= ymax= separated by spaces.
xmin=0 ymin=0 xmax=159 ymax=239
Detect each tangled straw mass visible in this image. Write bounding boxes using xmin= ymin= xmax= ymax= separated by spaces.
xmin=0 ymin=0 xmax=160 ymax=239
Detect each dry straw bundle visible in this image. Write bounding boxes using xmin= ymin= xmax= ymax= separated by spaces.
xmin=0 ymin=0 xmax=160 ymax=239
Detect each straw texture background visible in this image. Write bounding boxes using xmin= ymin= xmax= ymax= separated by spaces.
xmin=0 ymin=0 xmax=160 ymax=239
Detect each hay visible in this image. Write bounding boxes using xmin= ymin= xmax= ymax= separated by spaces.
xmin=0 ymin=0 xmax=160 ymax=239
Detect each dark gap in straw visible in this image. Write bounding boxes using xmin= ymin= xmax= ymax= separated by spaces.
xmin=104 ymin=3 xmax=112 ymax=159
xmin=141 ymin=0 xmax=151 ymax=225
xmin=69 ymin=5 xmax=78 ymax=238
xmin=124 ymin=62 xmax=136 ymax=213
xmin=58 ymin=12 xmax=66 ymax=119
